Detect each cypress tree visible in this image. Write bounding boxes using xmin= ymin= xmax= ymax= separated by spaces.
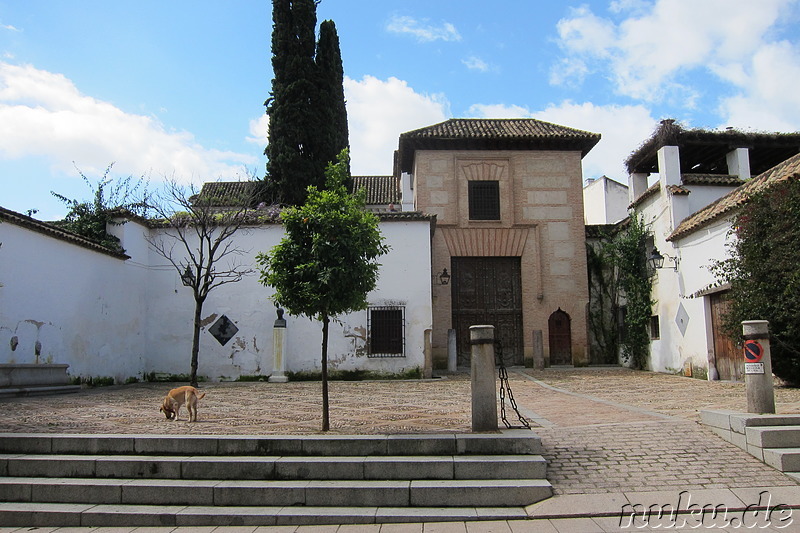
xmin=316 ymin=19 xmax=350 ymax=188
xmin=263 ymin=1 xmax=349 ymax=205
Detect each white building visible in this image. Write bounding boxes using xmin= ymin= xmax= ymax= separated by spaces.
xmin=583 ymin=176 xmax=628 ymax=225
xmin=626 ymin=120 xmax=800 ymax=379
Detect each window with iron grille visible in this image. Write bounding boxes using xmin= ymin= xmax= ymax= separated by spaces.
xmin=650 ymin=315 xmax=660 ymax=340
xmin=368 ymin=306 xmax=405 ymax=357
xmin=468 ymin=180 xmax=500 ymax=220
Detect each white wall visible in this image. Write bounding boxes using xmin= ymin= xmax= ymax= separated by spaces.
xmin=0 ymin=213 xmax=433 ymax=382
xmin=583 ymin=177 xmax=629 ymax=225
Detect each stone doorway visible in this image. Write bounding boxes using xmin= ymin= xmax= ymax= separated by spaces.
xmin=548 ymin=308 xmax=572 ymax=365
xmin=451 ymin=257 xmax=523 ymax=367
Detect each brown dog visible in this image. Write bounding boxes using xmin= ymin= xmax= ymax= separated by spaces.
xmin=160 ymin=386 xmax=206 ymax=422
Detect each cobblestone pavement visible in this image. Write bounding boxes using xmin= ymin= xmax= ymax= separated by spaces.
xmin=1 ymin=367 xmax=799 ymax=499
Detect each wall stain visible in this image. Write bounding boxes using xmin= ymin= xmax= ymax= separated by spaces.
xmin=200 ymin=313 xmax=218 ymax=328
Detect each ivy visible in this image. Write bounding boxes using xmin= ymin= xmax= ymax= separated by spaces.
xmin=587 ymin=215 xmax=654 ymax=369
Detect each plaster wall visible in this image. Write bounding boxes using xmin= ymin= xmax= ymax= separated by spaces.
xmin=0 ymin=215 xmax=432 ymax=382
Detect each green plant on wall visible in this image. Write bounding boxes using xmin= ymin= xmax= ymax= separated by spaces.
xmin=586 ymin=215 xmax=654 ymax=369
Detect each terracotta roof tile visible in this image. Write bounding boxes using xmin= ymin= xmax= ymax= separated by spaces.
xmin=397 ymin=118 xmax=600 ymax=173
xmin=681 ymin=174 xmax=745 ymax=186
xmin=352 ymin=176 xmax=400 ymax=205
xmin=668 ymin=152 xmax=800 ymax=241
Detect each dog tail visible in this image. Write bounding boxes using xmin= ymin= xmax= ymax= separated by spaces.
xmin=196 ymin=391 xmax=206 ymax=400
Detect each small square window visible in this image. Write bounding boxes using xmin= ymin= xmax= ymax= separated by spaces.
xmin=650 ymin=315 xmax=660 ymax=340
xmin=468 ymin=181 xmax=500 ymax=220
xmin=368 ymin=306 xmax=405 ymax=357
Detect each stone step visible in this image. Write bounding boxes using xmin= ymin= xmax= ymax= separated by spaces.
xmin=0 ymin=431 xmax=542 ymax=456
xmin=762 ymin=448 xmax=800 ymax=472
xmin=0 ymin=501 xmax=530 ymax=528
xmin=746 ymin=426 xmax=800 ymax=449
xmin=0 ymin=477 xmax=553 ymax=508
xmin=0 ymin=453 xmax=548 ymax=481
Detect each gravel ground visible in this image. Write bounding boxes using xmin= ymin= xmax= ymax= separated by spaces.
xmin=1 ymin=368 xmax=798 ymax=435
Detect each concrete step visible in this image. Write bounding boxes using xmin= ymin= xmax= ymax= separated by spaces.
xmin=746 ymin=426 xmax=800 ymax=449
xmin=0 ymin=501 xmax=530 ymax=527
xmin=763 ymin=448 xmax=800 ymax=472
xmin=0 ymin=453 xmax=548 ymax=481
xmin=0 ymin=477 xmax=553 ymax=508
xmin=0 ymin=431 xmax=542 ymax=456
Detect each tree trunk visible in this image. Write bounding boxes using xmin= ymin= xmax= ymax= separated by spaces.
xmin=190 ymin=298 xmax=204 ymax=387
xmin=321 ymin=313 xmax=330 ymax=431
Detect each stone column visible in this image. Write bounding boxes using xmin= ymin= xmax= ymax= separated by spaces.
xmin=470 ymin=325 xmax=497 ymax=432
xmin=269 ymin=309 xmax=289 ymax=383
xmin=742 ymin=320 xmax=775 ymax=414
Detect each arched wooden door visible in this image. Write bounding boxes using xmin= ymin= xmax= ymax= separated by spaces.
xmin=548 ymin=308 xmax=572 ymax=366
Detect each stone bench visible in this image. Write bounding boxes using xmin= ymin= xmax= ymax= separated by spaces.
xmin=0 ymin=364 xmax=79 ymax=397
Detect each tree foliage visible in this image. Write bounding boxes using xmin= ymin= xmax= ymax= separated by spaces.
xmin=51 ymin=163 xmax=147 ymax=253
xmin=257 ymin=149 xmax=388 ymax=430
xmin=711 ymin=177 xmax=800 ymax=385
xmin=264 ymin=0 xmax=348 ymax=205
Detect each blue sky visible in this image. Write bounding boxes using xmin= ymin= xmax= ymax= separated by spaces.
xmin=1 ymin=0 xmax=799 ymax=219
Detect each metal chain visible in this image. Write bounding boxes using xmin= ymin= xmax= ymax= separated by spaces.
xmin=494 ymin=339 xmax=531 ymax=430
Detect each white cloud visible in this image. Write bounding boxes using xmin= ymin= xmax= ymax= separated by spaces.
xmin=386 ymin=15 xmax=461 ymax=43
xmin=552 ymin=0 xmax=796 ymax=107
xmin=469 ymin=100 xmax=657 ymax=181
xmin=718 ymin=41 xmax=800 ymax=131
xmin=1 ymin=22 xmax=20 ymax=32
xmin=247 ymin=112 xmax=269 ymax=147
xmin=344 ymin=75 xmax=449 ymax=175
xmin=462 ymin=56 xmax=490 ymax=72
xmin=0 ymin=62 xmax=256 ymax=184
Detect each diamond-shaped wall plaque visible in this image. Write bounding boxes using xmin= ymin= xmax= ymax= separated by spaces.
xmin=208 ymin=315 xmax=238 ymax=346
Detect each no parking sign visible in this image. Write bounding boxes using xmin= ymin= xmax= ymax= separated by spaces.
xmin=744 ymin=339 xmax=764 ymax=374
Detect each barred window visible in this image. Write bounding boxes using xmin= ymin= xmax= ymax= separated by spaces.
xmin=368 ymin=306 xmax=405 ymax=357
xmin=650 ymin=315 xmax=660 ymax=340
xmin=468 ymin=180 xmax=500 ymax=220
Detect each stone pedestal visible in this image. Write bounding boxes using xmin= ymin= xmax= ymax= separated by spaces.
xmin=269 ymin=309 xmax=289 ymax=383
xmin=742 ymin=320 xmax=774 ymax=414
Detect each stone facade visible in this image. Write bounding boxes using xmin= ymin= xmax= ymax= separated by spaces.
xmin=400 ymin=119 xmax=600 ymax=369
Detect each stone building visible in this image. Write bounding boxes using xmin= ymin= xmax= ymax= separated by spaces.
xmin=396 ymin=119 xmax=600 ymax=369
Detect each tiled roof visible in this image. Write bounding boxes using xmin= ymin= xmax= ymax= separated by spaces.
xmin=681 ymin=174 xmax=745 ymax=186
xmin=626 ymin=119 xmax=800 ymax=175
xmin=629 ymin=182 xmax=660 ymax=209
xmin=666 ymin=184 xmax=690 ymax=195
xmin=194 ymin=181 xmax=260 ymax=206
xmin=0 ymin=206 xmax=129 ymax=259
xmin=352 ymin=176 xmax=400 ymax=205
xmin=397 ymin=118 xmax=600 ymax=173
xmin=668 ymin=152 xmax=800 ymax=241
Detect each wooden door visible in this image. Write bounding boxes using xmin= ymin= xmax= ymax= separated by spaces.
xmin=451 ymin=257 xmax=523 ymax=367
xmin=710 ymin=291 xmax=742 ymax=381
xmin=549 ymin=308 xmax=572 ymax=366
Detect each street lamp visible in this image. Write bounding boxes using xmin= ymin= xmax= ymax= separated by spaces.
xmin=437 ymin=268 xmax=451 ymax=285
xmin=648 ymin=248 xmax=679 ymax=272
xmin=181 ymin=265 xmax=196 ymax=287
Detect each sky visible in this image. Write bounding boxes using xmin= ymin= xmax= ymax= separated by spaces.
xmin=1 ymin=0 xmax=799 ymax=220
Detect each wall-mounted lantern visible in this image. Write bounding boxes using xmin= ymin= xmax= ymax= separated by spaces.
xmin=181 ymin=265 xmax=196 ymax=287
xmin=648 ymin=248 xmax=680 ymax=272
xmin=437 ymin=268 xmax=451 ymax=285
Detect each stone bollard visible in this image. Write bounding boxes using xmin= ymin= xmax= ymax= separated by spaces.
xmin=742 ymin=320 xmax=775 ymax=414
xmin=269 ymin=309 xmax=289 ymax=383
xmin=470 ymin=325 xmax=498 ymax=432
xmin=447 ymin=329 xmax=457 ymax=371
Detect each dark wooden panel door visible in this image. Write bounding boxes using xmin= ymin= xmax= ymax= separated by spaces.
xmin=548 ymin=308 xmax=572 ymax=365
xmin=710 ymin=291 xmax=742 ymax=381
xmin=451 ymin=257 xmax=523 ymax=367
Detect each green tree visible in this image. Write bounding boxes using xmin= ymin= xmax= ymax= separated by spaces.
xmin=257 ymin=150 xmax=389 ymax=430
xmin=51 ymin=163 xmax=147 ymax=253
xmin=711 ymin=177 xmax=800 ymax=385
xmin=263 ymin=0 xmax=349 ymax=205
xmin=315 ymin=19 xmax=350 ymax=187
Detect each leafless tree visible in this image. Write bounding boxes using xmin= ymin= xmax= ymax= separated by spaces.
xmin=145 ymin=178 xmax=267 ymax=386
